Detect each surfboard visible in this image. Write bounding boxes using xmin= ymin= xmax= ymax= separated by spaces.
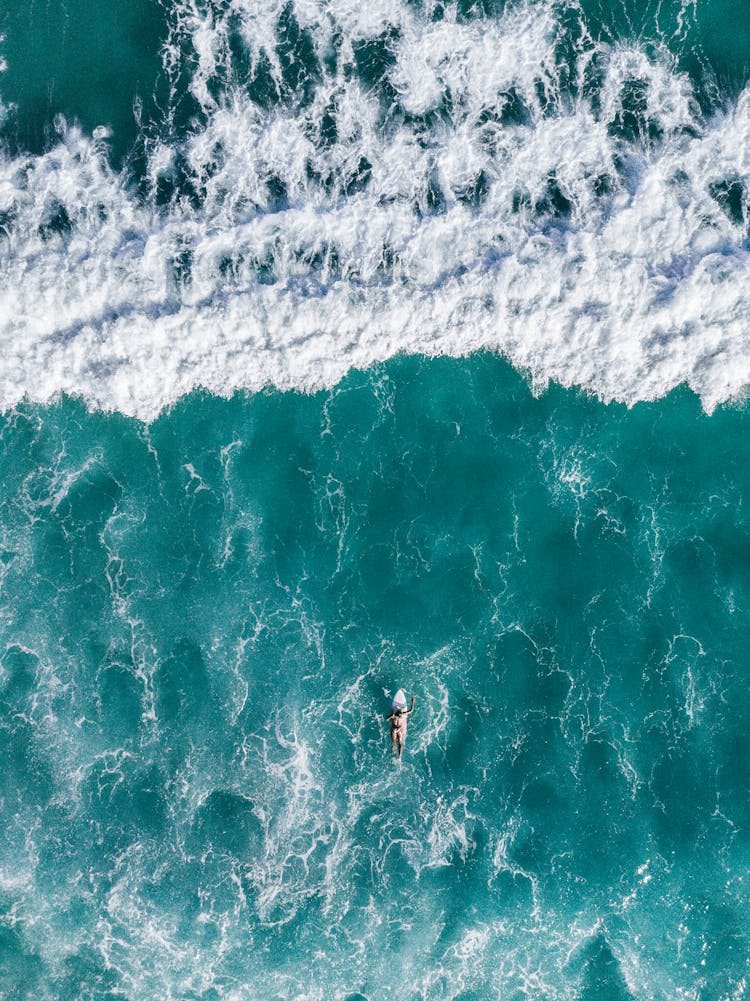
xmin=391 ymin=689 xmax=407 ymax=711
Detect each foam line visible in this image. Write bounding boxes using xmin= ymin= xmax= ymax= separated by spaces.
xmin=1 ymin=1 xmax=749 ymax=418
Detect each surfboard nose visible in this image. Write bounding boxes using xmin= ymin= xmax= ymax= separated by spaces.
xmin=391 ymin=689 xmax=407 ymax=711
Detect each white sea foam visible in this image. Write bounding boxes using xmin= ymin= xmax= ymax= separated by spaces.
xmin=1 ymin=0 xmax=750 ymax=418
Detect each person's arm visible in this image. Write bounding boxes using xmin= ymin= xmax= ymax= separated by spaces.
xmin=406 ymin=696 xmax=416 ymax=714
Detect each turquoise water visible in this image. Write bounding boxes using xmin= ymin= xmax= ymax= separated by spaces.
xmin=2 ymin=0 xmax=750 ymax=998
xmin=0 ymin=0 xmax=166 ymax=165
xmin=1 ymin=356 xmax=750 ymax=999
xmin=3 ymin=0 xmax=750 ymax=174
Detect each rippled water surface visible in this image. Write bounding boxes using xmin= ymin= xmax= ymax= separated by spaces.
xmin=1 ymin=2 xmax=750 ymax=998
xmin=1 ymin=357 xmax=749 ymax=999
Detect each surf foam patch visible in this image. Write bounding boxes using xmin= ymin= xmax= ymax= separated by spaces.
xmin=1 ymin=0 xmax=749 ymax=418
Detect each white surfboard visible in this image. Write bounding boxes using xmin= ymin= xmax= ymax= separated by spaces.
xmin=391 ymin=689 xmax=407 ymax=711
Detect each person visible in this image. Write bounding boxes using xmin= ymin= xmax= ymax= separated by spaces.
xmin=387 ymin=696 xmax=415 ymax=761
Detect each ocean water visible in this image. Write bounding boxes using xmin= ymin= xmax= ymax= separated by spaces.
xmin=2 ymin=359 xmax=750 ymax=1001
xmin=3 ymin=0 xmax=750 ymax=414
xmin=1 ymin=1 xmax=750 ymax=1000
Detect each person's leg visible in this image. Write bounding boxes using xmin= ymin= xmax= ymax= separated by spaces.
xmin=391 ymin=729 xmax=398 ymax=757
xmin=397 ymin=733 xmax=404 ymax=760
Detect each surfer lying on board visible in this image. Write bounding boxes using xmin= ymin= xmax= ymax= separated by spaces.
xmin=387 ymin=696 xmax=415 ymax=761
